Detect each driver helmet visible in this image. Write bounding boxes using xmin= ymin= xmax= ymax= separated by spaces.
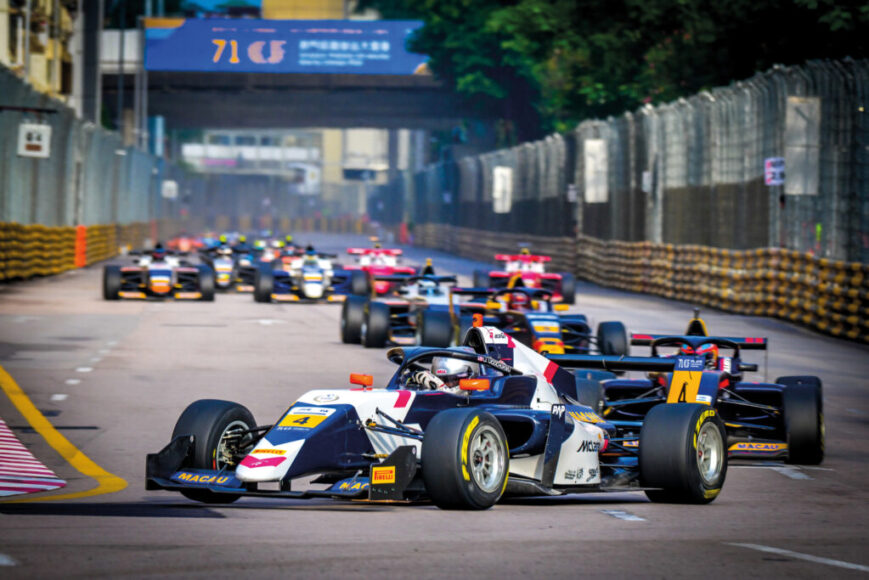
xmin=152 ymin=244 xmax=167 ymax=260
xmin=285 ymin=235 xmax=294 ymax=244
xmin=431 ymin=349 xmax=480 ymax=387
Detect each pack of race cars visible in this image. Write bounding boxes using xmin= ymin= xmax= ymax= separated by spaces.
xmin=137 ymin=238 xmax=826 ymax=511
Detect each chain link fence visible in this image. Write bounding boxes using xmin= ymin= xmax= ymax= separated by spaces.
xmin=404 ymin=59 xmax=868 ymax=263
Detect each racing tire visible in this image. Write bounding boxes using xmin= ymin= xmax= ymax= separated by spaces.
xmin=253 ymin=265 xmax=274 ymax=303
xmin=597 ymin=321 xmax=629 ymax=356
xmin=171 ymin=399 xmax=257 ymax=504
xmin=421 ymin=408 xmax=508 ymax=510
xmin=103 ymin=265 xmax=121 ymax=300
xmin=350 ymin=270 xmax=370 ymax=296
xmin=640 ymin=403 xmax=727 ymax=504
xmin=341 ymin=295 xmax=367 ymax=344
xmin=418 ymin=310 xmax=453 ymax=347
xmin=560 ymin=273 xmax=576 ymax=305
xmin=362 ymin=301 xmax=390 ymax=348
xmin=779 ymin=376 xmax=824 ymax=465
xmin=473 ymin=270 xmax=490 ymax=288
xmin=198 ymin=265 xmax=215 ymax=301
xmin=574 ymin=377 xmax=604 ymax=414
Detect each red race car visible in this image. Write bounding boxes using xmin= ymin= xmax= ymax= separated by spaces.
xmin=343 ymin=245 xmax=417 ymax=295
xmin=473 ymin=249 xmax=576 ymax=304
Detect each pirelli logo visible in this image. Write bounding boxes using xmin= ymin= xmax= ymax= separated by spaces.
xmin=371 ymin=466 xmax=396 ymax=485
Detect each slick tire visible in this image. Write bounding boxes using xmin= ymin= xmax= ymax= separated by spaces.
xmin=640 ymin=403 xmax=727 ymax=504
xmin=103 ymin=265 xmax=121 ymax=300
xmin=422 ymin=409 xmax=508 ymax=510
xmin=362 ymin=301 xmax=390 ymax=348
xmin=350 ymin=270 xmax=371 ymax=296
xmin=779 ymin=376 xmax=824 ymax=465
xmin=560 ymin=273 xmax=576 ymax=305
xmin=473 ymin=270 xmax=490 ymax=288
xmin=171 ymin=399 xmax=256 ymax=504
xmin=341 ymin=295 xmax=367 ymax=344
xmin=418 ymin=310 xmax=453 ymax=347
xmin=597 ymin=321 xmax=629 ymax=356
xmin=253 ymin=265 xmax=274 ymax=303
xmin=198 ymin=265 xmax=215 ymax=301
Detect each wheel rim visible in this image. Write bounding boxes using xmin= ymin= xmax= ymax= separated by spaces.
xmin=214 ymin=420 xmax=250 ymax=470
xmin=696 ymin=421 xmax=723 ymax=485
xmin=469 ymin=425 xmax=506 ymax=493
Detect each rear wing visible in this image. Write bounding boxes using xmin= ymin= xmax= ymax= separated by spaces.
xmin=630 ymin=334 xmax=768 ymax=350
xmin=347 ymin=248 xmax=403 ymax=256
xmin=547 ymin=354 xmax=758 ymax=374
xmin=494 ymin=254 xmax=550 ymax=263
xmin=449 ymin=287 xmax=497 ymax=298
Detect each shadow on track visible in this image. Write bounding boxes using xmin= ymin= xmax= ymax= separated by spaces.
xmin=0 ymin=502 xmax=226 ymax=518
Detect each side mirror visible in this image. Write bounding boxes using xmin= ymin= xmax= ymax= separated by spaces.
xmin=350 ymin=373 xmax=374 ymax=387
xmin=459 ymin=378 xmax=490 ymax=391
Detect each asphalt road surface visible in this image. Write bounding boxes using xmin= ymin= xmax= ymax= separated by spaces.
xmin=0 ymin=233 xmax=867 ymax=579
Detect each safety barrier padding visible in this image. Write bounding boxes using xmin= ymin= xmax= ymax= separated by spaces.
xmin=0 ymin=223 xmax=77 ymax=280
xmin=575 ymin=235 xmax=869 ymax=344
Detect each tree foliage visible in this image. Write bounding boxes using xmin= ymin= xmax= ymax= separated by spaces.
xmin=357 ymin=0 xmax=869 ymax=138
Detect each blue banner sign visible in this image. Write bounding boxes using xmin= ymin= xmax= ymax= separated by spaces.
xmin=144 ymin=18 xmax=429 ymax=75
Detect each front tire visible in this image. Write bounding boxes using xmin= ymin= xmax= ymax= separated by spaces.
xmin=350 ymin=270 xmax=370 ymax=296
xmin=560 ymin=272 xmax=576 ymax=305
xmin=341 ymin=295 xmax=367 ymax=344
xmin=103 ymin=265 xmax=121 ymax=300
xmin=171 ymin=399 xmax=256 ymax=504
xmin=253 ymin=265 xmax=273 ymax=303
xmin=421 ymin=409 xmax=508 ymax=510
xmin=362 ymin=301 xmax=390 ymax=348
xmin=640 ymin=403 xmax=727 ymax=504
xmin=198 ymin=265 xmax=215 ymax=301
xmin=418 ymin=310 xmax=453 ymax=347
xmin=779 ymin=376 xmax=824 ymax=465
xmin=597 ymin=321 xmax=629 ymax=356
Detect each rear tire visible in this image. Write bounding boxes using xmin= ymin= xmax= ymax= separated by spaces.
xmin=341 ymin=295 xmax=367 ymax=344
xmin=198 ymin=265 xmax=215 ymax=301
xmin=171 ymin=399 xmax=256 ymax=504
xmin=253 ymin=265 xmax=273 ymax=303
xmin=779 ymin=376 xmax=824 ymax=465
xmin=473 ymin=270 xmax=490 ymax=288
xmin=560 ymin=273 xmax=576 ymax=305
xmin=421 ymin=409 xmax=508 ymax=510
xmin=350 ymin=270 xmax=370 ymax=296
xmin=362 ymin=301 xmax=390 ymax=348
xmin=103 ymin=265 xmax=122 ymax=300
xmin=597 ymin=321 xmax=629 ymax=356
xmin=418 ymin=310 xmax=453 ymax=347
xmin=640 ymin=403 xmax=727 ymax=504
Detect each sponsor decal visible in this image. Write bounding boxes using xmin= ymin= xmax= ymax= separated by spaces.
xmin=252 ymin=449 xmax=286 ymax=455
xmin=461 ymin=416 xmax=480 ymax=482
xmin=278 ymin=406 xmax=335 ymax=429
xmin=623 ymin=439 xmax=639 ymax=448
xmin=175 ymin=292 xmax=202 ymax=299
xmin=668 ymin=369 xmax=704 ymax=403
xmin=239 ymin=456 xmax=286 ymax=469
xmin=313 ymin=393 xmax=339 ymax=403
xmin=371 ymin=466 xmax=396 ymax=484
xmin=236 ymin=284 xmax=254 ymax=291
xmin=339 ymin=481 xmax=369 ymax=491
xmin=695 ymin=394 xmax=713 ymax=404
xmin=564 ymin=469 xmax=577 ymax=481
xmin=693 ymin=409 xmax=717 ymax=449
xmin=552 ymin=405 xmax=565 ymax=419
xmin=533 ymin=323 xmax=561 ymax=333
xmin=174 ymin=472 xmax=231 ymax=485
xmin=577 ymin=440 xmax=602 ymax=453
xmin=118 ymin=291 xmax=146 ymax=299
xmin=728 ymin=442 xmax=787 ymax=452
xmin=675 ymin=356 xmax=706 ymax=371
xmin=586 ymin=468 xmax=598 ymax=482
xmin=721 ymin=358 xmax=732 ymax=373
xmin=568 ymin=410 xmax=604 ymax=424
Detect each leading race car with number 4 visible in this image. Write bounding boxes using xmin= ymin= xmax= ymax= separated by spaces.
xmin=147 ymin=325 xmax=729 ymax=509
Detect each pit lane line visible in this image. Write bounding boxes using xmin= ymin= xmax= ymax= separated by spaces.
xmin=727 ymin=543 xmax=869 ymax=573
xmin=0 ymin=364 xmax=127 ymax=502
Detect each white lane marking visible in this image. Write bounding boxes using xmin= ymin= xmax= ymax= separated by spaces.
xmin=49 ymin=394 xmax=68 ymax=402
xmin=727 ymin=543 xmax=869 ymax=573
xmin=770 ymin=466 xmax=812 ymax=480
xmin=106 ymin=341 xmax=118 ymax=347
xmin=730 ymin=465 xmax=821 ymax=478
xmin=0 ymin=553 xmax=17 ymax=566
xmin=90 ymin=357 xmax=102 ymax=363
xmin=98 ymin=349 xmax=111 ymax=355
xmin=64 ymin=379 xmax=81 ymax=386
xmin=75 ymin=367 xmax=93 ymax=373
xmin=251 ymin=319 xmax=285 ymax=326
xmin=600 ymin=509 xmax=646 ymax=522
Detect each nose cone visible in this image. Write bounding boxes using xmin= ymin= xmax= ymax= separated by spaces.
xmin=235 ymin=440 xmax=302 ymax=483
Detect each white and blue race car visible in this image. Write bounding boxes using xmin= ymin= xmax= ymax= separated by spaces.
xmin=147 ymin=325 xmax=728 ymax=509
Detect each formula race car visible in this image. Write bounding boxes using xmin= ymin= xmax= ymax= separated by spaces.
xmin=340 ymin=272 xmax=458 ymax=347
xmin=473 ymin=248 xmax=576 ymax=304
xmin=428 ymin=286 xmax=629 ymax=356
xmin=549 ymin=310 xmax=824 ymax=465
xmin=103 ymin=247 xmax=214 ymax=301
xmin=253 ymin=248 xmax=367 ymax=303
xmin=147 ymin=325 xmax=728 ymax=509
xmin=343 ymin=246 xmax=416 ymax=295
